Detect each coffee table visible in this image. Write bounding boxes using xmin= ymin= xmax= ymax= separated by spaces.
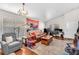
xmin=41 ymin=35 xmax=53 ymax=45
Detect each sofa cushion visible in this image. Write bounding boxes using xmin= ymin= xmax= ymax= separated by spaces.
xmin=9 ymin=41 xmax=20 ymax=49
xmin=6 ymin=36 xmax=13 ymax=43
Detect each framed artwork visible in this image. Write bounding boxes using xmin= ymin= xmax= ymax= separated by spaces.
xmin=26 ymin=18 xmax=39 ymax=29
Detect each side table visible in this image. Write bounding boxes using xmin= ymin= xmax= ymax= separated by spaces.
xmin=41 ymin=35 xmax=53 ymax=45
xmin=22 ymin=36 xmax=27 ymax=44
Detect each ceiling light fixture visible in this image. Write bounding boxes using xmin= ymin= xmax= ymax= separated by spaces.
xmin=18 ymin=3 xmax=28 ymax=16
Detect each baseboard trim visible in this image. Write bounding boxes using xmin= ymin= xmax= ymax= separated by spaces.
xmin=64 ymin=38 xmax=74 ymax=40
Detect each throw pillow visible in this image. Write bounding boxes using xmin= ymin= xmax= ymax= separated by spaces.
xmin=6 ymin=36 xmax=13 ymax=43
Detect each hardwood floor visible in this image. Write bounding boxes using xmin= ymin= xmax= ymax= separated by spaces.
xmin=15 ymin=45 xmax=37 ymax=55
xmin=0 ymin=49 xmax=2 ymax=55
xmin=0 ymin=45 xmax=37 ymax=55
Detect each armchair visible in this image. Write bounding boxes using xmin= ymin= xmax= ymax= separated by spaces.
xmin=1 ymin=33 xmax=22 ymax=55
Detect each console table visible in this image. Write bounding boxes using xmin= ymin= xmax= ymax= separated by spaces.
xmin=53 ymin=32 xmax=64 ymax=40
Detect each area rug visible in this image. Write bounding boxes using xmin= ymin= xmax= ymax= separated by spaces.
xmin=27 ymin=39 xmax=72 ymax=55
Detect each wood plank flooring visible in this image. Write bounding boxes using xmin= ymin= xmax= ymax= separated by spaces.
xmin=0 ymin=45 xmax=37 ymax=55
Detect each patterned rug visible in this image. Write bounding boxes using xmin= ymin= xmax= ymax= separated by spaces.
xmin=27 ymin=39 xmax=72 ymax=55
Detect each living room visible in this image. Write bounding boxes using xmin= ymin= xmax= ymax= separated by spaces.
xmin=0 ymin=3 xmax=79 ymax=55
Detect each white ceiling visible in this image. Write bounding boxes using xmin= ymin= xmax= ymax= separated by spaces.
xmin=0 ymin=3 xmax=79 ymax=21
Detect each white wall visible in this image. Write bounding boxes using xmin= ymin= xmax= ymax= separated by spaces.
xmin=0 ymin=9 xmax=26 ymax=48
xmin=0 ymin=15 xmax=3 ymax=41
xmin=38 ymin=21 xmax=45 ymax=32
xmin=0 ymin=9 xmax=26 ymax=39
xmin=46 ymin=8 xmax=79 ymax=39
xmin=63 ymin=9 xmax=79 ymax=38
